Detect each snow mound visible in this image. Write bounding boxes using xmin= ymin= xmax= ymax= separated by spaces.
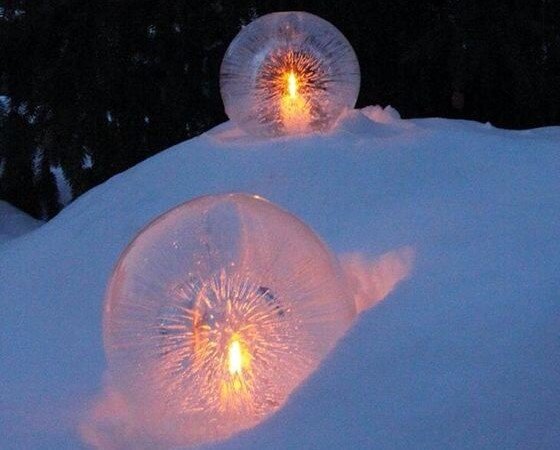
xmin=0 ymin=200 xmax=42 ymax=246
xmin=361 ymin=104 xmax=402 ymax=124
xmin=1 ymin=108 xmax=559 ymax=449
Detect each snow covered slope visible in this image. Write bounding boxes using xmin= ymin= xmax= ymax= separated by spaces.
xmin=1 ymin=107 xmax=559 ymax=449
xmin=0 ymin=200 xmax=42 ymax=246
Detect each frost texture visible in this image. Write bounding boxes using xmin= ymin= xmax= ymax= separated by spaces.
xmin=220 ymin=12 xmax=360 ymax=137
xmin=103 ymin=193 xmax=355 ymax=446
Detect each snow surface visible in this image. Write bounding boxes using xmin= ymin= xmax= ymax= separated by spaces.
xmin=1 ymin=107 xmax=559 ymax=449
xmin=0 ymin=200 xmax=42 ymax=246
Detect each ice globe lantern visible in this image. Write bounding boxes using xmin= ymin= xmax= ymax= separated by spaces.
xmin=220 ymin=12 xmax=360 ymax=137
xmin=103 ymin=193 xmax=356 ymax=445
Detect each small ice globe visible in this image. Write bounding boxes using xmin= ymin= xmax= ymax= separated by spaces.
xmin=220 ymin=12 xmax=360 ymax=137
xmin=103 ymin=193 xmax=355 ymax=445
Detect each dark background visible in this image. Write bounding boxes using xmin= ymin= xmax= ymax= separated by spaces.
xmin=1 ymin=0 xmax=559 ymax=219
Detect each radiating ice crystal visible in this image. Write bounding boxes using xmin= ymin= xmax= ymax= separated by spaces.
xmin=220 ymin=12 xmax=360 ymax=137
xmin=103 ymin=193 xmax=355 ymax=445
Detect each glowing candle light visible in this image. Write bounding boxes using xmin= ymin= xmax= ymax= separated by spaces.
xmin=228 ymin=337 xmax=243 ymax=375
xmin=280 ymin=69 xmax=311 ymax=134
xmin=287 ymin=71 xmax=298 ymax=99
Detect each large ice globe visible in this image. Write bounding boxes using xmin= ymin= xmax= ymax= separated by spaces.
xmin=103 ymin=193 xmax=355 ymax=445
xmin=220 ymin=12 xmax=360 ymax=137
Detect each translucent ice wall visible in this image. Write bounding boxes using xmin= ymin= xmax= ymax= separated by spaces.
xmin=220 ymin=12 xmax=360 ymax=137
xmin=103 ymin=193 xmax=355 ymax=445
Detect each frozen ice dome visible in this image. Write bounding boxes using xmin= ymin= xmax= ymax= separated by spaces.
xmin=103 ymin=193 xmax=355 ymax=446
xmin=220 ymin=12 xmax=360 ymax=137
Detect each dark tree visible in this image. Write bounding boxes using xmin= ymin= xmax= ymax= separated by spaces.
xmin=0 ymin=0 xmax=254 ymax=218
xmin=1 ymin=0 xmax=559 ymax=219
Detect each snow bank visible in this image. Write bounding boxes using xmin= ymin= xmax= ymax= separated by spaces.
xmin=1 ymin=108 xmax=559 ymax=449
xmin=0 ymin=200 xmax=42 ymax=246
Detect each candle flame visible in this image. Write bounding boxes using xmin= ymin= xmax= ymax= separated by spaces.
xmin=228 ymin=338 xmax=243 ymax=375
xmin=280 ymin=70 xmax=310 ymax=133
xmin=221 ymin=334 xmax=252 ymax=408
xmin=287 ymin=71 xmax=298 ymax=98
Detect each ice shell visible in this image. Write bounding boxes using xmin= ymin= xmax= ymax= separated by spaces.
xmin=220 ymin=12 xmax=360 ymax=137
xmin=103 ymin=193 xmax=355 ymax=445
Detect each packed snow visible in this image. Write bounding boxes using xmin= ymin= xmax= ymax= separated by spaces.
xmin=1 ymin=106 xmax=559 ymax=449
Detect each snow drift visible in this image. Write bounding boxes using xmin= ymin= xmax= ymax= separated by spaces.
xmin=1 ymin=107 xmax=559 ymax=449
xmin=0 ymin=200 xmax=42 ymax=246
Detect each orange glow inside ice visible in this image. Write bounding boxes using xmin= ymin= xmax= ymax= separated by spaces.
xmin=220 ymin=334 xmax=253 ymax=410
xmin=280 ymin=70 xmax=310 ymax=133
xmin=286 ymin=71 xmax=298 ymax=98
xmin=228 ymin=337 xmax=244 ymax=376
